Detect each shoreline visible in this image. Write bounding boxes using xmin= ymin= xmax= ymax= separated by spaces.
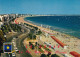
xmin=15 ymin=16 xmax=80 ymax=56
xmin=24 ymin=16 xmax=80 ymax=39
xmin=15 ymin=16 xmax=80 ymax=41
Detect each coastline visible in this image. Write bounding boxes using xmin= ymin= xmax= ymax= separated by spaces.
xmin=15 ymin=16 xmax=80 ymax=56
xmin=24 ymin=16 xmax=80 ymax=39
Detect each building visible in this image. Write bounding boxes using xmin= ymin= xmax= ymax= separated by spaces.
xmin=3 ymin=14 xmax=9 ymax=21
xmin=0 ymin=22 xmax=3 ymax=28
xmin=9 ymin=14 xmax=16 ymax=19
xmin=0 ymin=15 xmax=4 ymax=22
xmin=0 ymin=16 xmax=4 ymax=28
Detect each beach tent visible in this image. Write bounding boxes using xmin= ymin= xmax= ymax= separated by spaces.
xmin=51 ymin=36 xmax=67 ymax=48
xmin=70 ymin=51 xmax=80 ymax=57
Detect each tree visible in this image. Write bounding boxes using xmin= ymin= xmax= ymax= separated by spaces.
xmin=35 ymin=42 xmax=37 ymax=46
xmin=40 ymin=54 xmax=47 ymax=57
xmin=32 ymin=44 xmax=34 ymax=50
xmin=33 ymin=35 xmax=36 ymax=39
xmin=51 ymin=54 xmax=60 ymax=57
xmin=29 ymin=42 xmax=32 ymax=46
xmin=28 ymin=33 xmax=36 ymax=39
xmin=28 ymin=33 xmax=33 ymax=39
xmin=34 ymin=27 xmax=38 ymax=30
xmin=47 ymin=52 xmax=51 ymax=57
xmin=37 ymin=30 xmax=42 ymax=35
xmin=9 ymin=24 xmax=21 ymax=32
xmin=31 ymin=29 xmax=35 ymax=34
xmin=0 ymin=30 xmax=6 ymax=55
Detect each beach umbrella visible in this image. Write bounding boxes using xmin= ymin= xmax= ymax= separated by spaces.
xmin=58 ymin=45 xmax=60 ymax=48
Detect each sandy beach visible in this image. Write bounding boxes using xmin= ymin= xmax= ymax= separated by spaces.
xmin=15 ymin=16 xmax=80 ymax=57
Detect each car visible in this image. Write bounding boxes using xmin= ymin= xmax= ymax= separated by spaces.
xmin=14 ymin=47 xmax=17 ymax=49
xmin=13 ymin=42 xmax=16 ymax=45
xmin=16 ymin=36 xmax=18 ymax=38
xmin=12 ymin=39 xmax=16 ymax=42
xmin=8 ymin=53 xmax=12 ymax=57
xmin=13 ymin=38 xmax=16 ymax=39
xmin=12 ymin=53 xmax=16 ymax=57
xmin=14 ymin=47 xmax=19 ymax=52
xmin=15 ymin=49 xmax=19 ymax=52
xmin=14 ymin=44 xmax=16 ymax=47
xmin=12 ymin=41 xmax=15 ymax=43
xmin=12 ymin=40 xmax=14 ymax=42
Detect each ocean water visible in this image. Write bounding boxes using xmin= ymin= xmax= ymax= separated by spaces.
xmin=24 ymin=16 xmax=80 ymax=38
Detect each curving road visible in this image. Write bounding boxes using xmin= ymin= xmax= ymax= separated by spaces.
xmin=16 ymin=26 xmax=32 ymax=57
xmin=5 ymin=24 xmax=32 ymax=57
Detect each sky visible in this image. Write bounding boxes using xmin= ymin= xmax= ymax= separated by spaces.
xmin=0 ymin=0 xmax=80 ymax=14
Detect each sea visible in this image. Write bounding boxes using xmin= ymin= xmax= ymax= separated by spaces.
xmin=24 ymin=16 xmax=80 ymax=38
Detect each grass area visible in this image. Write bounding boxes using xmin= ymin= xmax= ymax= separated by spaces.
xmin=27 ymin=38 xmax=36 ymax=40
xmin=6 ymin=32 xmax=22 ymax=42
xmin=35 ymin=46 xmax=44 ymax=53
xmin=41 ymin=45 xmax=51 ymax=52
xmin=38 ymin=48 xmax=44 ymax=53
xmin=28 ymin=40 xmax=51 ymax=54
xmin=28 ymin=41 xmax=44 ymax=53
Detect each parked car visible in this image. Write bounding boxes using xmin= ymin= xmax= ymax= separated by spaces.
xmin=14 ymin=44 xmax=16 ymax=47
xmin=15 ymin=49 xmax=19 ymax=52
xmin=13 ymin=38 xmax=16 ymax=39
xmin=14 ymin=47 xmax=19 ymax=52
xmin=12 ymin=40 xmax=14 ymax=42
xmin=14 ymin=47 xmax=17 ymax=49
xmin=12 ymin=53 xmax=16 ymax=57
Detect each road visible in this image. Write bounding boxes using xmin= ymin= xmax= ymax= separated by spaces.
xmin=3 ymin=20 xmax=38 ymax=57
xmin=5 ymin=32 xmax=22 ymax=57
xmin=16 ymin=26 xmax=32 ymax=57
xmin=4 ymin=23 xmax=33 ymax=57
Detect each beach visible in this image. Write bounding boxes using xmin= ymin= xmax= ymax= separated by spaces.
xmin=15 ymin=16 xmax=80 ymax=57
